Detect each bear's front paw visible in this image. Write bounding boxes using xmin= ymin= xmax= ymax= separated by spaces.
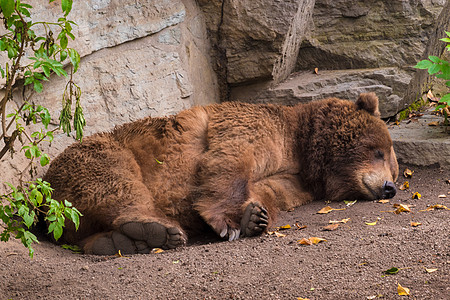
xmin=240 ymin=202 xmax=269 ymax=237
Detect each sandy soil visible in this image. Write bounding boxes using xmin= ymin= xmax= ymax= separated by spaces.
xmin=0 ymin=164 xmax=449 ymax=300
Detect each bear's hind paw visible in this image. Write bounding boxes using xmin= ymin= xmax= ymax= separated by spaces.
xmin=120 ymin=222 xmax=186 ymax=250
xmin=240 ymin=202 xmax=269 ymax=237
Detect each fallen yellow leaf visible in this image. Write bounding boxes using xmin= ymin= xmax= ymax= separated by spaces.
xmin=329 ymin=218 xmax=350 ymax=224
xmin=365 ymin=217 xmax=381 ymax=226
xmin=317 ymin=206 xmax=333 ymax=214
xmin=365 ymin=221 xmax=378 ymax=226
xmin=322 ymin=224 xmax=339 ymax=231
xmin=425 ymin=268 xmax=438 ymax=273
xmin=278 ymin=224 xmax=291 ymax=230
xmin=399 ymin=181 xmax=409 ymax=191
xmin=317 ymin=206 xmax=346 ymax=214
xmin=298 ymin=237 xmax=327 ymax=245
xmin=274 ymin=231 xmax=286 ymax=238
xmin=410 ymin=222 xmax=422 ymax=227
xmin=421 ymin=204 xmax=450 ymax=211
xmin=438 ymin=194 xmax=446 ymax=198
xmin=378 ymin=199 xmax=390 ymax=204
xmin=412 ymin=192 xmax=422 ymax=199
xmin=152 ymin=248 xmax=164 ymax=254
xmin=309 ymin=237 xmax=327 ymax=244
xmin=428 ymin=121 xmax=440 ymax=126
xmin=298 ymin=238 xmax=313 ymax=245
xmin=294 ymin=223 xmax=307 ymax=230
xmin=297 ymin=297 xmax=310 ymax=300
xmin=397 ymin=283 xmax=410 ymax=296
xmin=393 ymin=203 xmax=412 ymax=214
xmin=314 ymin=67 xmax=319 ymax=74
xmin=403 ymin=168 xmax=414 ymax=178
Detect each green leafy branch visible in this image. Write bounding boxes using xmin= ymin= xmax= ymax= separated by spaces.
xmin=0 ymin=0 xmax=83 ymax=258
xmin=415 ymin=31 xmax=450 ymax=126
xmin=0 ymin=178 xmax=81 ymax=258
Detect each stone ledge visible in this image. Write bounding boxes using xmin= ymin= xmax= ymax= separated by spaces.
xmin=389 ymin=110 xmax=450 ymax=167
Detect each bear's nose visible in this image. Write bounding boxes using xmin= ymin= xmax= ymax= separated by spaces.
xmin=382 ymin=181 xmax=396 ymax=199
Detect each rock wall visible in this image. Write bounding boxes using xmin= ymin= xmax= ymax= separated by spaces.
xmin=1 ymin=0 xmax=449 ymax=193
xmin=219 ymin=0 xmax=448 ymax=118
xmin=0 ymin=0 xmax=219 ymax=193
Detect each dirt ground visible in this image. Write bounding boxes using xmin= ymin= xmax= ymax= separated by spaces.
xmin=0 ymin=163 xmax=449 ymax=300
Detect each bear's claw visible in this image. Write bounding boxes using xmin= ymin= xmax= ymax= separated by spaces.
xmin=240 ymin=202 xmax=269 ymax=237
xmin=219 ymin=227 xmax=241 ymax=241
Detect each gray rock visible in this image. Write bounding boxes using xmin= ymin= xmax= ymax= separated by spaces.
xmin=389 ymin=109 xmax=450 ymax=167
xmin=231 ymin=67 xmax=412 ymax=118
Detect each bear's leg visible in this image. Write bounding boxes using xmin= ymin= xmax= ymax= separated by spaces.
xmin=82 ymin=222 xmax=186 ymax=255
xmin=196 ymin=174 xmax=312 ymax=241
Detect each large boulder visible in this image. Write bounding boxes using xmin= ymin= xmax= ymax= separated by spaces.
xmin=206 ymin=0 xmax=448 ymax=116
xmin=0 ymin=0 xmax=219 ymax=193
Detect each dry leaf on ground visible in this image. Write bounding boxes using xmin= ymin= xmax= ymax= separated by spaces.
xmin=393 ymin=203 xmax=412 ymax=214
xmin=317 ymin=206 xmax=346 ymax=214
xmin=425 ymin=268 xmax=438 ymax=273
xmin=365 ymin=217 xmax=381 ymax=226
xmin=152 ymin=248 xmax=164 ymax=254
xmin=403 ymin=168 xmax=414 ymax=178
xmin=329 ymin=218 xmax=350 ymax=224
xmin=410 ymin=222 xmax=422 ymax=227
xmin=397 ymin=283 xmax=410 ymax=296
xmin=420 ymin=204 xmax=450 ymax=211
xmin=274 ymin=231 xmax=286 ymax=237
xmin=378 ymin=199 xmax=390 ymax=204
xmin=278 ymin=224 xmax=291 ymax=230
xmin=399 ymin=181 xmax=409 ymax=190
xmin=412 ymin=192 xmax=422 ymax=199
xmin=428 ymin=121 xmax=440 ymax=126
xmin=438 ymin=194 xmax=446 ymax=198
xmin=322 ymin=224 xmax=339 ymax=231
xmin=298 ymin=237 xmax=327 ymax=245
xmin=294 ymin=223 xmax=307 ymax=230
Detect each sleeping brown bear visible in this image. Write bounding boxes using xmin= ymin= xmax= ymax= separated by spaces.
xmin=43 ymin=92 xmax=398 ymax=255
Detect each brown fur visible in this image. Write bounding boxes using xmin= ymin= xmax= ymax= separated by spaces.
xmin=43 ymin=93 xmax=398 ymax=250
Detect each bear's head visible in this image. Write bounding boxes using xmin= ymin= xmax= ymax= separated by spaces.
xmin=303 ymin=93 xmax=399 ymax=201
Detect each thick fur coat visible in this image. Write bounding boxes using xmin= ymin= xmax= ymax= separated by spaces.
xmin=43 ymin=93 xmax=398 ymax=255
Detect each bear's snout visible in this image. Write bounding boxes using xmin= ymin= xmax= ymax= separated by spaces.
xmin=382 ymin=181 xmax=396 ymax=199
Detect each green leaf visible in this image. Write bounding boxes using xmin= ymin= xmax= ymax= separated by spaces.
xmin=68 ymin=48 xmax=80 ymax=72
xmin=7 ymin=44 xmax=17 ymax=59
xmin=29 ymin=145 xmax=41 ymax=158
xmin=1 ymin=0 xmax=15 ymax=18
xmin=441 ymin=38 xmax=450 ymax=43
xmin=33 ymin=80 xmax=43 ymax=93
xmin=52 ymin=223 xmax=63 ymax=240
xmin=384 ymin=267 xmax=400 ymax=275
xmin=61 ymin=0 xmax=73 ymax=16
xmin=60 ymin=50 xmax=67 ymax=62
xmin=40 ymin=108 xmax=51 ymax=128
xmin=59 ymin=33 xmax=68 ymax=49
xmin=42 ymin=65 xmax=50 ymax=78
xmin=46 ymin=131 xmax=54 ymax=142
xmin=440 ymin=93 xmax=450 ymax=103
xmin=428 ymin=56 xmax=441 ymax=63
xmin=71 ymin=210 xmax=80 ymax=230
xmin=23 ymin=210 xmax=35 ymax=228
xmin=40 ymin=154 xmax=50 ymax=167
xmin=428 ymin=63 xmax=441 ymax=75
xmin=414 ymin=60 xmax=433 ymax=69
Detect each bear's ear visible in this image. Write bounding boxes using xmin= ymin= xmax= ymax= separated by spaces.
xmin=356 ymin=92 xmax=381 ymax=117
